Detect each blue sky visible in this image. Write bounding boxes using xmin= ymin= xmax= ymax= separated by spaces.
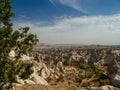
xmin=12 ymin=0 xmax=120 ymax=45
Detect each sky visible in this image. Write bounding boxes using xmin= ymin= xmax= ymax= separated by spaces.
xmin=12 ymin=0 xmax=120 ymax=45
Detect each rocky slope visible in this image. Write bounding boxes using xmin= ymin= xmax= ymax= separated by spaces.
xmin=12 ymin=45 xmax=120 ymax=90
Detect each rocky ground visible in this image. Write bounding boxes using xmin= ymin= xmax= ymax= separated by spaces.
xmin=11 ymin=45 xmax=120 ymax=90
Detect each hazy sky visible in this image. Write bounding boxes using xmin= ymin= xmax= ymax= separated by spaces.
xmin=12 ymin=0 xmax=120 ymax=45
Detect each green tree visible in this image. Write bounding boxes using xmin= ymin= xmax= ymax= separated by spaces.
xmin=0 ymin=0 xmax=38 ymax=89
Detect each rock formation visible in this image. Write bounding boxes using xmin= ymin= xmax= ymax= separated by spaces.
xmin=11 ymin=46 xmax=120 ymax=89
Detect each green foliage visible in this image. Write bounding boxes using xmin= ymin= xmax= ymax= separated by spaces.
xmin=92 ymin=66 xmax=103 ymax=77
xmin=86 ymin=72 xmax=93 ymax=78
xmin=0 ymin=0 xmax=38 ymax=89
xmin=20 ymin=63 xmax=34 ymax=79
xmin=82 ymin=82 xmax=90 ymax=87
xmin=76 ymin=73 xmax=85 ymax=83
xmin=98 ymin=71 xmax=111 ymax=86
xmin=63 ymin=59 xmax=70 ymax=65
xmin=79 ymin=64 xmax=89 ymax=69
xmin=100 ymin=79 xmax=111 ymax=85
xmin=76 ymin=76 xmax=82 ymax=83
xmin=76 ymin=65 xmax=110 ymax=87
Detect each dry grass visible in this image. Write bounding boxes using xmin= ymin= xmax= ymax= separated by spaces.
xmin=12 ymin=84 xmax=82 ymax=90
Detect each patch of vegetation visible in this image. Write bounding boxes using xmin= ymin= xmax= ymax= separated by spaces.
xmin=75 ymin=64 xmax=110 ymax=87
xmin=76 ymin=73 xmax=86 ymax=83
xmin=19 ymin=63 xmax=34 ymax=79
xmin=79 ymin=64 xmax=89 ymax=69
xmin=82 ymin=82 xmax=90 ymax=87
xmin=63 ymin=59 xmax=70 ymax=65
xmin=100 ymin=79 xmax=111 ymax=86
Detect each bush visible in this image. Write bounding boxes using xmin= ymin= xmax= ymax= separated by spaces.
xmin=79 ymin=64 xmax=88 ymax=69
xmin=100 ymin=79 xmax=111 ymax=85
xmin=82 ymin=82 xmax=90 ymax=87
xmin=86 ymin=72 xmax=93 ymax=78
xmin=63 ymin=59 xmax=70 ymax=65
xmin=19 ymin=63 xmax=34 ymax=79
xmin=76 ymin=74 xmax=85 ymax=83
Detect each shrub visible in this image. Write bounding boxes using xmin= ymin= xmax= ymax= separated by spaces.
xmin=19 ymin=62 xmax=34 ymax=79
xmin=82 ymin=82 xmax=90 ymax=87
xmin=100 ymin=79 xmax=111 ymax=85
xmin=79 ymin=64 xmax=88 ymax=69
xmin=63 ymin=59 xmax=70 ymax=65
xmin=76 ymin=74 xmax=85 ymax=83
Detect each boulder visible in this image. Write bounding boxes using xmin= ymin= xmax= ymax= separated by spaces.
xmin=101 ymin=85 xmax=120 ymax=90
xmin=16 ymin=76 xmax=25 ymax=84
xmin=89 ymin=85 xmax=120 ymax=90
xmin=20 ymin=54 xmax=34 ymax=61
xmin=107 ymin=60 xmax=120 ymax=88
xmin=24 ymin=79 xmax=35 ymax=84
xmin=40 ymin=63 xmax=51 ymax=79
xmin=31 ymin=73 xmax=48 ymax=85
xmin=104 ymin=54 xmax=114 ymax=65
xmin=33 ymin=61 xmax=43 ymax=73
xmin=111 ymin=74 xmax=120 ymax=88
xmin=9 ymin=50 xmax=15 ymax=60
xmin=57 ymin=61 xmax=65 ymax=73
xmin=94 ymin=59 xmax=105 ymax=67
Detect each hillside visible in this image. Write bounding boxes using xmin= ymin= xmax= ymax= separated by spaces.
xmin=11 ymin=45 xmax=120 ymax=90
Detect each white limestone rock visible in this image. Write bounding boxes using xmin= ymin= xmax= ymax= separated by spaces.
xmin=89 ymin=85 xmax=120 ymax=90
xmin=20 ymin=54 xmax=34 ymax=61
xmin=24 ymin=79 xmax=35 ymax=84
xmin=40 ymin=63 xmax=51 ymax=79
xmin=9 ymin=50 xmax=15 ymax=60
xmin=111 ymin=74 xmax=120 ymax=88
xmin=31 ymin=73 xmax=48 ymax=85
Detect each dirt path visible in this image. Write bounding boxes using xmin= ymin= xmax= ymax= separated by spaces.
xmin=12 ymin=84 xmax=83 ymax=90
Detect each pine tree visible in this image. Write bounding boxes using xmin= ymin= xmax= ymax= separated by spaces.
xmin=0 ymin=0 xmax=38 ymax=89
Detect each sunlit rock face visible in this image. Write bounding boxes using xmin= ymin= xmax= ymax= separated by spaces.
xmin=107 ymin=60 xmax=120 ymax=88
xmin=9 ymin=50 xmax=15 ymax=60
xmin=89 ymin=85 xmax=120 ymax=90
xmin=9 ymin=50 xmax=34 ymax=61
xmin=31 ymin=73 xmax=49 ymax=85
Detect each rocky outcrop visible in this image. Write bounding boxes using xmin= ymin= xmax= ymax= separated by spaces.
xmin=40 ymin=64 xmax=51 ymax=79
xmin=31 ymin=73 xmax=48 ymax=85
xmin=16 ymin=73 xmax=49 ymax=85
xmin=10 ymin=46 xmax=120 ymax=89
xmin=33 ymin=48 xmax=120 ymax=66
xmin=9 ymin=50 xmax=34 ymax=61
xmin=24 ymin=79 xmax=35 ymax=84
xmin=111 ymin=74 xmax=120 ymax=88
xmin=88 ymin=85 xmax=120 ymax=90
xmin=31 ymin=47 xmax=120 ymax=87
xmin=107 ymin=60 xmax=120 ymax=87
xmin=13 ymin=55 xmax=49 ymax=86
